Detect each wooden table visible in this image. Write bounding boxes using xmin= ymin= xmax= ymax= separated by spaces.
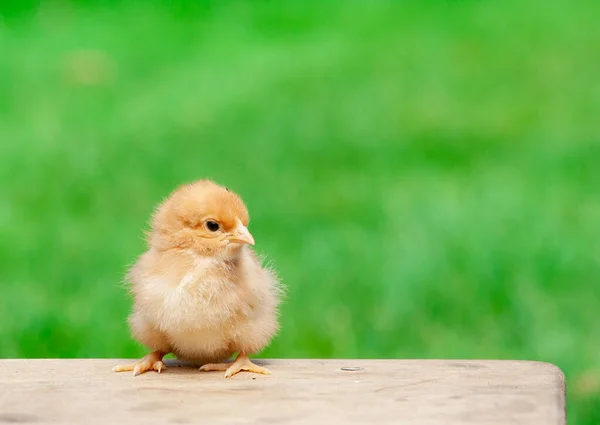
xmin=0 ymin=359 xmax=565 ymax=424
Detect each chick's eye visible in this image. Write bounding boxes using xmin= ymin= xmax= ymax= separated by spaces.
xmin=205 ymin=220 xmax=220 ymax=232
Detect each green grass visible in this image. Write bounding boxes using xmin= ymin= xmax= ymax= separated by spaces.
xmin=1 ymin=0 xmax=599 ymax=422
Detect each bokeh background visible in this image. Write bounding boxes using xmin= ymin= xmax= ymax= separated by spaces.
xmin=1 ymin=0 xmax=598 ymax=422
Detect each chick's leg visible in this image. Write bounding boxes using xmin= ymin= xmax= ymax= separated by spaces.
xmin=200 ymin=354 xmax=270 ymax=378
xmin=112 ymin=351 xmax=166 ymax=376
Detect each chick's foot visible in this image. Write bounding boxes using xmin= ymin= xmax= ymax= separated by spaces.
xmin=112 ymin=351 xmax=166 ymax=376
xmin=199 ymin=354 xmax=270 ymax=378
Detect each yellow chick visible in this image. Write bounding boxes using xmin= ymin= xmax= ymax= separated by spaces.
xmin=113 ymin=180 xmax=282 ymax=378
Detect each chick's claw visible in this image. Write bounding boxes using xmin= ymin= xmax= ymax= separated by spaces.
xmin=200 ymin=354 xmax=270 ymax=378
xmin=112 ymin=351 xmax=166 ymax=376
xmin=112 ymin=359 xmax=166 ymax=376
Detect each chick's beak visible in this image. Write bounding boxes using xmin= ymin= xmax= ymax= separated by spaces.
xmin=228 ymin=224 xmax=255 ymax=246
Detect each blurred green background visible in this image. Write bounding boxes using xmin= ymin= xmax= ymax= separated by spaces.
xmin=1 ymin=0 xmax=599 ymax=422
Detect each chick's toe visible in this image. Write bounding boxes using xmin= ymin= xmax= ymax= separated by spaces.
xmin=199 ymin=362 xmax=230 ymax=372
xmin=200 ymin=354 xmax=270 ymax=378
xmin=113 ymin=351 xmax=166 ymax=376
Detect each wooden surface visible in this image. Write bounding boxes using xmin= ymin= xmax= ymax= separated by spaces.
xmin=0 ymin=359 xmax=565 ymax=425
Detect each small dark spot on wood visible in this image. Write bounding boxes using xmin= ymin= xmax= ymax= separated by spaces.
xmin=252 ymin=377 xmax=256 ymax=380
xmin=0 ymin=414 xmax=39 ymax=423
xmin=341 ymin=367 xmax=363 ymax=372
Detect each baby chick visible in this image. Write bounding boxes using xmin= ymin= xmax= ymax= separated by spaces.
xmin=113 ymin=180 xmax=282 ymax=378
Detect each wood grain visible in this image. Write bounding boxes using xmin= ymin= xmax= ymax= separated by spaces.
xmin=0 ymin=359 xmax=565 ymax=425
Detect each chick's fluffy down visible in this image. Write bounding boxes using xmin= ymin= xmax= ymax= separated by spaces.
xmin=128 ymin=247 xmax=281 ymax=363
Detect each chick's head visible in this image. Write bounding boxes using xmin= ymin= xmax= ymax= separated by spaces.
xmin=149 ymin=180 xmax=254 ymax=257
